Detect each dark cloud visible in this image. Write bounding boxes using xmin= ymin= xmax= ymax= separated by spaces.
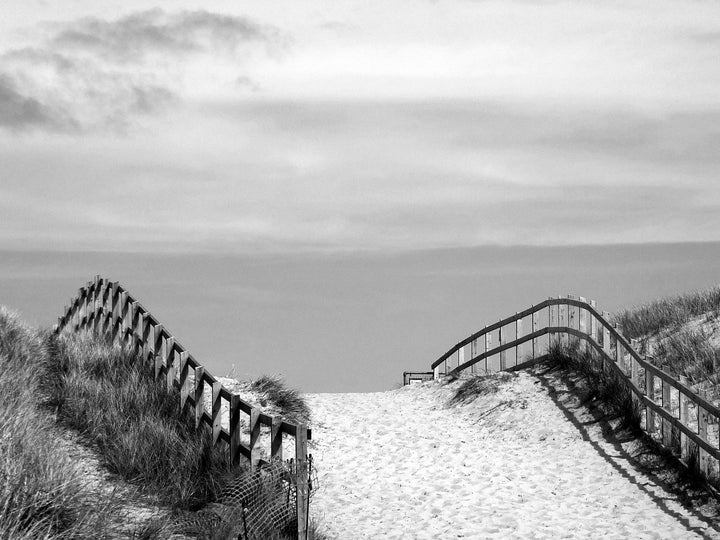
xmin=0 ymin=74 xmax=59 ymax=129
xmin=0 ymin=9 xmax=282 ymax=132
xmin=50 ymin=9 xmax=283 ymax=62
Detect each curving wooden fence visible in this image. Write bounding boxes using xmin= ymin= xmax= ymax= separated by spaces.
xmin=53 ymin=275 xmax=312 ymax=539
xmin=422 ymin=294 xmax=720 ymax=485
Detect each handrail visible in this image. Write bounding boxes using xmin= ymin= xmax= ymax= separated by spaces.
xmin=54 ymin=275 xmax=311 ymax=538
xmin=427 ymin=294 xmax=720 ymax=484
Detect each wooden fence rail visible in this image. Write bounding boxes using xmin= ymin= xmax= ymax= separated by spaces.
xmin=54 ymin=275 xmax=312 ymax=539
xmin=425 ymin=294 xmax=720 ymax=485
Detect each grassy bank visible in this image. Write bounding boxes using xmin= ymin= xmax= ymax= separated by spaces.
xmin=614 ymin=285 xmax=720 ymax=394
xmin=46 ymin=330 xmax=237 ymax=510
xmin=0 ymin=308 xmax=118 ymax=539
xmin=613 ymin=285 xmax=720 ymax=340
xmin=1 ymin=307 xmax=326 ymax=539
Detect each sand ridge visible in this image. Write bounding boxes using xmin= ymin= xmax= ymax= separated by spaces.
xmin=306 ymin=371 xmax=719 ymax=539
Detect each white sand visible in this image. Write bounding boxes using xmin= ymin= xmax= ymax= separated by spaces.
xmin=306 ymin=372 xmax=719 ymax=539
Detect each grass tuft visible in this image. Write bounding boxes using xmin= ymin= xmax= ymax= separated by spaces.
xmin=250 ymin=374 xmax=312 ymax=425
xmin=448 ymin=372 xmax=515 ymax=405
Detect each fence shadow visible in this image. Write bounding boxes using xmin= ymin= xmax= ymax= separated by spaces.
xmin=533 ymin=363 xmax=718 ymax=539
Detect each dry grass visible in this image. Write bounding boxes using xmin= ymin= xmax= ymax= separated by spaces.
xmin=0 ymin=308 xmax=120 ymax=539
xmin=46 ymin=330 xmax=237 ymax=510
xmin=613 ymin=285 xmax=720 ymax=340
xmin=249 ymin=374 xmax=312 ymax=425
xmin=447 ymin=371 xmax=516 ymax=405
xmin=653 ymin=328 xmax=720 ymax=387
xmin=0 ymin=307 xmax=331 ymax=539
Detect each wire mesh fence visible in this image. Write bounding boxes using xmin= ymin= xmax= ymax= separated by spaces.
xmin=155 ymin=457 xmax=317 ymax=540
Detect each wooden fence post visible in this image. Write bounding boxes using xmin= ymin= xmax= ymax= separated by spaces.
xmin=645 ymin=365 xmax=656 ymax=434
xmin=662 ymin=379 xmax=672 ymax=449
xmin=194 ymin=366 xmax=205 ymax=429
xmin=699 ymin=401 xmax=710 ymax=477
xmin=516 ymin=314 xmax=522 ymax=366
xmin=679 ymin=376 xmax=690 ymax=461
xmin=470 ymin=339 xmax=476 ymax=374
xmin=532 ymin=308 xmax=538 ymax=360
xmin=484 ymin=327 xmax=491 ymax=373
xmin=110 ymin=282 xmax=120 ymax=342
xmin=211 ymin=381 xmax=222 ymax=445
xmin=615 ymin=324 xmax=625 ymax=372
xmin=166 ymin=338 xmax=176 ymax=391
xmin=602 ymin=312 xmax=612 ymax=360
xmin=179 ymin=351 xmax=190 ymax=410
xmin=458 ymin=345 xmax=464 ymax=373
xmin=229 ymin=394 xmax=241 ymax=466
xmin=558 ymin=296 xmax=566 ymax=348
xmin=271 ymin=417 xmax=283 ymax=461
xmin=499 ymin=323 xmax=505 ymax=371
xmin=153 ymin=325 xmax=164 ymax=379
xmin=250 ymin=409 xmax=261 ymax=470
xmin=125 ymin=300 xmax=135 ymax=347
xmin=295 ymin=425 xmax=309 ymax=540
xmin=630 ymin=340 xmax=640 ymax=388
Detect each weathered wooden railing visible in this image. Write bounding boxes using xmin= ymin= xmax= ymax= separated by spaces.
xmin=53 ymin=276 xmax=312 ymax=538
xmin=426 ymin=294 xmax=720 ymax=484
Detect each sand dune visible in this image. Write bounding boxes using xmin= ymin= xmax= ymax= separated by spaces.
xmin=306 ymin=371 xmax=718 ymax=539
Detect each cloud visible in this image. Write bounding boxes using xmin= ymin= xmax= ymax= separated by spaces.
xmin=0 ymin=9 xmax=284 ymax=132
xmin=0 ymin=74 xmax=58 ymax=129
xmin=49 ymin=9 xmax=285 ymax=63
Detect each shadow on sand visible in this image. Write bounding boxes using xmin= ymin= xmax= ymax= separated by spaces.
xmin=533 ymin=363 xmax=719 ymax=540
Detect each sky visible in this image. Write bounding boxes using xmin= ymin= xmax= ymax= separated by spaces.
xmin=1 ymin=0 xmax=720 ymax=252
xmin=2 ymin=2 xmax=720 ymax=391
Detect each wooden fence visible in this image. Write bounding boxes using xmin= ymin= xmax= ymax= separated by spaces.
xmin=428 ymin=294 xmax=720 ymax=484
xmin=53 ymin=275 xmax=312 ymax=539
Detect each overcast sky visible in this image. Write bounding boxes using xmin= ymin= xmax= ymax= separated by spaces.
xmin=2 ymin=0 xmax=720 ymax=253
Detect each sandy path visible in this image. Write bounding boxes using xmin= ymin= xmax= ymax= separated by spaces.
xmin=306 ymin=372 xmax=719 ymax=539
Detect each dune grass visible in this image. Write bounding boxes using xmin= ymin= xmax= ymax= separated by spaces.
xmin=0 ymin=306 xmax=328 ymax=538
xmin=546 ymin=340 xmax=642 ymax=430
xmin=46 ymin=330 xmax=239 ymax=510
xmin=652 ymin=329 xmax=720 ymax=389
xmin=46 ymin=329 xmax=328 ymax=538
xmin=613 ymin=285 xmax=720 ymax=340
xmin=250 ymin=374 xmax=312 ymax=425
xmin=0 ymin=308 xmax=119 ymax=539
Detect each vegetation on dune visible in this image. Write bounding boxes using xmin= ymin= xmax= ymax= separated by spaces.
xmin=0 ymin=308 xmax=118 ymax=539
xmin=47 ymin=330 xmax=238 ymax=509
xmin=546 ymin=340 xmax=642 ymax=430
xmin=652 ymin=328 xmax=720 ymax=388
xmin=0 ymin=307 xmax=327 ymax=539
xmin=613 ymin=285 xmax=720 ymax=340
xmin=447 ymin=371 xmax=516 ymax=405
xmin=249 ymin=374 xmax=312 ymax=425
xmin=613 ymin=285 xmax=720 ymax=393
